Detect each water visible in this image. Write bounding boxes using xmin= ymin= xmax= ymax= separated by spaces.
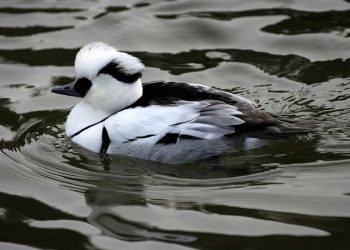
xmin=0 ymin=0 xmax=350 ymax=249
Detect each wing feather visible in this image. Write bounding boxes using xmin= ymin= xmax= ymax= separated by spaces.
xmin=196 ymin=116 xmax=243 ymax=126
xmin=104 ymin=81 xmax=312 ymax=153
xmin=105 ymin=99 xmax=246 ymax=144
xmin=105 ymin=81 xmax=297 ymax=146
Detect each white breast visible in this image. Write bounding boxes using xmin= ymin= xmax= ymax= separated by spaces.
xmin=65 ymin=101 xmax=108 ymax=138
xmin=71 ymin=123 xmax=104 ymax=152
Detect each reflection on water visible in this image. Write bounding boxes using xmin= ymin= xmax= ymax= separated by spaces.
xmin=156 ymin=8 xmax=350 ymax=36
xmin=1 ymin=0 xmax=350 ymax=249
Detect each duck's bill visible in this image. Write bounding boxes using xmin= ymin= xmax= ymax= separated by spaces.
xmin=51 ymin=82 xmax=81 ymax=97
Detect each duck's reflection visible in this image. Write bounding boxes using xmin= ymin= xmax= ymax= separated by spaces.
xmin=84 ymin=164 xmax=197 ymax=243
xmin=78 ymin=130 xmax=350 ymax=247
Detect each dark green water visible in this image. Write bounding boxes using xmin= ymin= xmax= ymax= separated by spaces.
xmin=1 ymin=0 xmax=350 ymax=249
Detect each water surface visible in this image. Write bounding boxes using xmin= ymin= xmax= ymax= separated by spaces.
xmin=1 ymin=0 xmax=350 ymax=249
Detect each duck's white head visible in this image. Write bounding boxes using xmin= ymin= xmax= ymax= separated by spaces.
xmin=52 ymin=42 xmax=144 ymax=114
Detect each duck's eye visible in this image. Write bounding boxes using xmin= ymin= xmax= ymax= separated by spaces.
xmin=74 ymin=78 xmax=92 ymax=97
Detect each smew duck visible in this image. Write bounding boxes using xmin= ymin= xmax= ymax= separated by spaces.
xmin=52 ymin=42 xmax=312 ymax=164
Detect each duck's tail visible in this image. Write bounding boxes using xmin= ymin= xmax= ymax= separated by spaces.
xmin=276 ymin=118 xmax=317 ymax=135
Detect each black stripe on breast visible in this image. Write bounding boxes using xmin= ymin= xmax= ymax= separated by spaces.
xmin=124 ymin=134 xmax=155 ymax=143
xmin=100 ymin=126 xmax=111 ymax=153
xmin=70 ymin=116 xmax=110 ymax=138
xmin=69 ymin=99 xmax=135 ymax=139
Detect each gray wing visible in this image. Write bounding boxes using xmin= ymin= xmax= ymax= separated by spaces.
xmin=154 ymin=99 xmax=286 ymax=144
xmin=160 ymin=100 xmax=246 ymax=143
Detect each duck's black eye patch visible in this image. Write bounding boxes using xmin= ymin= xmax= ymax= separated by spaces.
xmin=74 ymin=77 xmax=92 ymax=97
xmin=98 ymin=61 xmax=142 ymax=83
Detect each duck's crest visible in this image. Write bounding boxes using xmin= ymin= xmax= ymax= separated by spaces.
xmin=74 ymin=42 xmax=144 ymax=80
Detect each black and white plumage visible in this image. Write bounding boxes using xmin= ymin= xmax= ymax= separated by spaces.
xmin=52 ymin=42 xmax=312 ymax=164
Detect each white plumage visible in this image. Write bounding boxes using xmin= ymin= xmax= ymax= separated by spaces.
xmin=75 ymin=42 xmax=144 ymax=79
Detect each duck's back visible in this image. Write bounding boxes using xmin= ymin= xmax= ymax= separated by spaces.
xmin=101 ymin=81 xmax=312 ymax=164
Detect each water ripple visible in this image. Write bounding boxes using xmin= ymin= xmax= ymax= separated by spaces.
xmin=1 ymin=0 xmax=350 ymax=249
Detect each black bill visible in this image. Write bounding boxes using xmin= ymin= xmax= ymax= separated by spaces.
xmin=51 ymin=82 xmax=81 ymax=97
